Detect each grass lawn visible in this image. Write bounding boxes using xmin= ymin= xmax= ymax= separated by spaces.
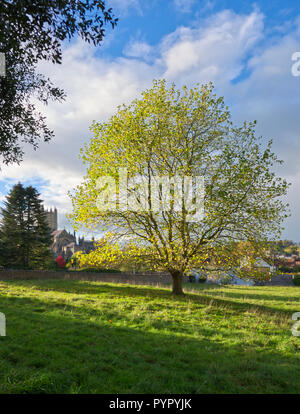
xmin=0 ymin=279 xmax=300 ymax=394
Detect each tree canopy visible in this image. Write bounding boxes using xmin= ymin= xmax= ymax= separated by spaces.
xmin=70 ymin=79 xmax=289 ymax=294
xmin=0 ymin=1 xmax=117 ymax=164
xmin=0 ymin=183 xmax=52 ymax=269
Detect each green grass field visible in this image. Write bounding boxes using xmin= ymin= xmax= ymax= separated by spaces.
xmin=0 ymin=279 xmax=300 ymax=394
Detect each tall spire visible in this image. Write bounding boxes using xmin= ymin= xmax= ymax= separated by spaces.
xmin=44 ymin=205 xmax=58 ymax=232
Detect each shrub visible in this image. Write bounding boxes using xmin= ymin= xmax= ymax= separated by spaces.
xmin=198 ymin=276 xmax=207 ymax=283
xmin=74 ymin=267 xmax=121 ymax=273
xmin=293 ymin=275 xmax=300 ymax=286
xmin=56 ymin=256 xmax=66 ymax=268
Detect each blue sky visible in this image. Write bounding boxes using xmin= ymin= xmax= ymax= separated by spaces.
xmin=104 ymin=0 xmax=300 ymax=58
xmin=1 ymin=0 xmax=300 ymax=240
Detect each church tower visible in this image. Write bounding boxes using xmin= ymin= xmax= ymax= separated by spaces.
xmin=45 ymin=207 xmax=58 ymax=232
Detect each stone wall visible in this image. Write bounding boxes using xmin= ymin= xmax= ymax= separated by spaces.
xmin=0 ymin=269 xmax=189 ymax=285
xmin=0 ymin=269 xmax=294 ymax=286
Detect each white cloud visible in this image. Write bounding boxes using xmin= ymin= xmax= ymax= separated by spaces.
xmin=107 ymin=0 xmax=142 ymax=16
xmin=160 ymin=10 xmax=264 ymax=83
xmin=173 ymin=0 xmax=196 ymax=13
xmin=123 ymin=40 xmax=153 ymax=59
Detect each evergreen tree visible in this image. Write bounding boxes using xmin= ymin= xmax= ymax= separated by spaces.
xmin=0 ymin=183 xmax=52 ymax=269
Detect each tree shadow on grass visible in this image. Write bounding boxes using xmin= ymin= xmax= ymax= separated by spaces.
xmin=183 ymin=285 xmax=300 ymax=314
xmin=0 ymin=293 xmax=299 ymax=394
xmin=2 ymin=279 xmax=297 ymax=318
xmin=195 ymin=290 xmax=300 ymax=304
xmin=184 ymin=283 xmax=300 ymax=299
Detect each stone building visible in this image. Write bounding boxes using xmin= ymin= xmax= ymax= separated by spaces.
xmin=51 ymin=229 xmax=76 ymax=258
xmin=51 ymin=229 xmax=95 ymax=260
xmin=45 ymin=208 xmax=58 ymax=232
xmin=45 ymin=207 xmax=95 ymax=260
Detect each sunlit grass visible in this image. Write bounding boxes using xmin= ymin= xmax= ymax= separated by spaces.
xmin=0 ymin=279 xmax=299 ymax=393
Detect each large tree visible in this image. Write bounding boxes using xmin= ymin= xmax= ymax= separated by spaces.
xmin=0 ymin=1 xmax=118 ymax=164
xmin=0 ymin=183 xmax=52 ymax=269
xmin=70 ymin=80 xmax=289 ymax=294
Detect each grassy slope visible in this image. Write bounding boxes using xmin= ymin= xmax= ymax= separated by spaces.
xmin=0 ymin=279 xmax=299 ymax=394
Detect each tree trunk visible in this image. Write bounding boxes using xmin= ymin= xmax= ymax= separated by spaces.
xmin=170 ymin=270 xmax=184 ymax=295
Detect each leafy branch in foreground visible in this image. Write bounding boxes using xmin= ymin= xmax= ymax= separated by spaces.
xmin=0 ymin=0 xmax=118 ymax=164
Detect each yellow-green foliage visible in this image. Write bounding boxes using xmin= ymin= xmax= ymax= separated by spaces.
xmin=69 ymin=79 xmax=289 ymax=285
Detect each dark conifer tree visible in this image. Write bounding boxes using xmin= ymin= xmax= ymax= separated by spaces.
xmin=0 ymin=183 xmax=52 ymax=268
